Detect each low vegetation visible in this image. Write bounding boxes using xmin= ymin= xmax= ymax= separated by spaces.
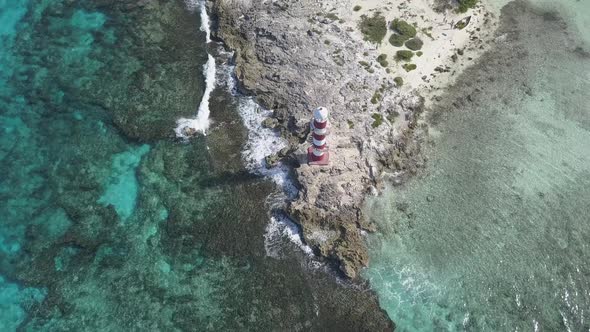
xmin=402 ymin=63 xmax=417 ymax=72
xmin=390 ymin=19 xmax=416 ymax=38
xmin=359 ymin=60 xmax=375 ymax=73
xmin=377 ymin=54 xmax=388 ymax=67
xmin=394 ymin=76 xmax=403 ymax=87
xmin=396 ymin=50 xmax=414 ymax=61
xmin=371 ymin=113 xmax=384 ymax=128
xmin=353 ymin=5 xmax=362 ymax=11
xmin=458 ymin=0 xmax=478 ymax=13
xmin=389 ymin=34 xmax=407 ymax=47
xmin=389 ymin=19 xmax=417 ymax=48
xmin=405 ymin=38 xmax=423 ymax=51
xmin=359 ymin=13 xmax=387 ymax=44
xmin=370 ymin=91 xmax=382 ymax=104
xmin=416 ymin=51 xmax=423 ymax=57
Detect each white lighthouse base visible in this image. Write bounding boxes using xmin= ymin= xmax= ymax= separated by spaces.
xmin=307 ymin=146 xmax=330 ymax=166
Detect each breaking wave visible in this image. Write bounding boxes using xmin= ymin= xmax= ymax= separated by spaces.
xmin=175 ymin=0 xmax=214 ymax=138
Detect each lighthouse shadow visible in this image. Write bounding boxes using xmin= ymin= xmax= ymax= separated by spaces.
xmin=294 ymin=151 xmax=308 ymax=166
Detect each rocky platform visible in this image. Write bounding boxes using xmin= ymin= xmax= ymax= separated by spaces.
xmin=209 ymin=0 xmax=485 ymax=278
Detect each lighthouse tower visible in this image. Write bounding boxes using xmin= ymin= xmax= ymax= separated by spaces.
xmin=308 ymin=107 xmax=330 ymax=166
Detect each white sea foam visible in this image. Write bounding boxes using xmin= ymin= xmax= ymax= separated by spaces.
xmin=216 ymin=54 xmax=310 ymax=257
xmin=186 ymin=2 xmax=308 ymax=257
xmin=175 ymin=53 xmax=216 ymax=138
xmin=264 ymin=215 xmax=313 ymax=258
xmin=175 ymin=0 xmax=214 ymax=138
xmin=183 ymin=0 xmax=211 ymax=42
xmin=222 ymin=62 xmax=298 ymax=198
xmin=199 ymin=0 xmax=211 ymax=43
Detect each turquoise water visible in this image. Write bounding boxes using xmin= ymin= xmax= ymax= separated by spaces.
xmin=0 ymin=0 xmax=392 ymax=330
xmin=97 ymin=144 xmax=150 ymax=220
xmin=365 ymin=0 xmax=590 ymax=330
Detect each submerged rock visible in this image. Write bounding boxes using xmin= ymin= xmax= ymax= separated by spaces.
xmin=261 ymin=117 xmax=280 ymax=129
xmin=264 ymin=153 xmax=280 ymax=168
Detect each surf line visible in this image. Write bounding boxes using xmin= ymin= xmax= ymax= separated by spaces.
xmin=175 ymin=0 xmax=216 ymax=139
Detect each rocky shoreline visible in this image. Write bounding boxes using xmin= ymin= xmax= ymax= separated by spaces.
xmin=210 ymin=0 xmax=497 ymax=279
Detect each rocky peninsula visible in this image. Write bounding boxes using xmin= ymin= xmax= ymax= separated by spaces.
xmin=210 ymin=0 xmax=498 ymax=279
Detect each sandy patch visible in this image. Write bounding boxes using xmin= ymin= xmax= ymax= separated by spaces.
xmin=337 ymin=0 xmax=499 ymax=106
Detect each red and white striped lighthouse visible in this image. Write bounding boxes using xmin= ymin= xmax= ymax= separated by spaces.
xmin=308 ymin=107 xmax=330 ymax=166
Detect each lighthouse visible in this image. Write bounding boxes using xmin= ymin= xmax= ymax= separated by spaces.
xmin=308 ymin=107 xmax=330 ymax=166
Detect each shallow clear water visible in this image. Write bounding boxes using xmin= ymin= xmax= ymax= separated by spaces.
xmin=365 ymin=0 xmax=590 ymax=330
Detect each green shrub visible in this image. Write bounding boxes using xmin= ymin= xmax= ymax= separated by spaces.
xmin=377 ymin=54 xmax=389 ymax=67
xmin=324 ymin=39 xmax=331 ymax=45
xmin=389 ymin=34 xmax=407 ymax=47
xmin=405 ymin=38 xmax=423 ymax=51
xmin=347 ymin=120 xmax=355 ymax=128
xmin=394 ymin=76 xmax=403 ymax=87
xmin=402 ymin=63 xmax=417 ymax=72
xmin=359 ymin=13 xmax=387 ymax=44
xmin=396 ymin=50 xmax=414 ymax=61
xmin=371 ymin=113 xmax=384 ymax=128
xmin=359 ymin=60 xmax=375 ymax=73
xmin=353 ymin=5 xmax=362 ymax=11
xmin=371 ymin=91 xmax=382 ymax=104
xmin=391 ymin=19 xmax=416 ymax=38
xmin=416 ymin=51 xmax=423 ymax=57
xmin=324 ymin=12 xmax=340 ymax=21
xmin=458 ymin=0 xmax=478 ymax=12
